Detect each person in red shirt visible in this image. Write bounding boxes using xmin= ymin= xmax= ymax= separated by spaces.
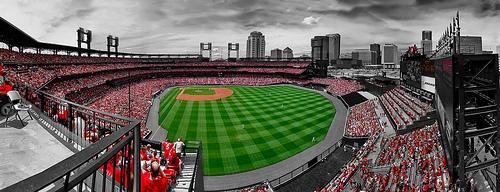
xmin=141 ymin=161 xmax=169 ymax=192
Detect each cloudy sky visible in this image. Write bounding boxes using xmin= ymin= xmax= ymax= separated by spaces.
xmin=2 ymin=0 xmax=500 ymax=57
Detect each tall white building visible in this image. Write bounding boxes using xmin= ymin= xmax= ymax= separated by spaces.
xmin=246 ymin=31 xmax=265 ymax=59
xmin=382 ymin=44 xmax=399 ymax=69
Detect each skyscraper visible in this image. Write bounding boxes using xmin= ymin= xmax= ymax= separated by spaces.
xmin=459 ymin=36 xmax=482 ymax=54
xmin=382 ymin=44 xmax=399 ymax=69
xmin=270 ymin=48 xmax=283 ymax=60
xmin=422 ymin=30 xmax=432 ymax=41
xmin=326 ymin=34 xmax=341 ymax=61
xmin=311 ymin=34 xmax=340 ymax=65
xmin=370 ymin=43 xmax=381 ymax=65
xmin=246 ymin=31 xmax=265 ymax=59
xmin=352 ymin=49 xmax=377 ymax=66
xmin=421 ymin=30 xmax=432 ymax=56
xmin=283 ymin=47 xmax=293 ymax=59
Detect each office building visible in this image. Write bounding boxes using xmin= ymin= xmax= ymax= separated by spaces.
xmin=339 ymin=52 xmax=352 ymax=59
xmin=335 ymin=58 xmax=362 ymax=69
xmin=283 ymin=47 xmax=293 ymax=59
xmin=459 ymin=36 xmax=482 ymax=54
xmin=421 ymin=30 xmax=432 ymax=56
xmin=370 ymin=43 xmax=381 ymax=65
xmin=246 ymin=31 xmax=265 ymax=59
xmin=270 ymin=48 xmax=283 ymax=60
xmin=311 ymin=34 xmax=340 ymax=65
xmin=326 ymin=34 xmax=341 ymax=61
xmin=382 ymin=44 xmax=399 ymax=69
xmin=422 ymin=30 xmax=432 ymax=41
xmin=352 ymin=49 xmax=377 ymax=67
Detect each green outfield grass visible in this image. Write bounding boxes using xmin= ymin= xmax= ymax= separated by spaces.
xmin=159 ymin=86 xmax=335 ymax=176
xmin=182 ymin=88 xmax=215 ymax=95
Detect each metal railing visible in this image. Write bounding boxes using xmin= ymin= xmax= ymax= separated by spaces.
xmin=2 ymin=86 xmax=142 ymax=191
xmin=18 ymin=85 xmax=135 ymax=151
xmin=1 ymin=114 xmax=141 ymax=192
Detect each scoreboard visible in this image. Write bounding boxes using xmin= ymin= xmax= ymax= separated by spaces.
xmin=400 ymin=55 xmax=436 ymax=97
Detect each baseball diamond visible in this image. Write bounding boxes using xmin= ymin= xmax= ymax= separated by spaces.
xmin=159 ymin=85 xmax=336 ymax=176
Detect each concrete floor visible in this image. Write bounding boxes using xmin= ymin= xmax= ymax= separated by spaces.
xmin=0 ymin=111 xmax=73 ymax=189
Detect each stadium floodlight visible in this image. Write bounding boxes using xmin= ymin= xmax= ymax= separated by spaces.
xmin=76 ymin=27 xmax=92 ymax=56
xmin=200 ymin=42 xmax=212 ymax=61
xmin=228 ymin=43 xmax=239 ymax=60
xmin=107 ymin=35 xmax=119 ymax=57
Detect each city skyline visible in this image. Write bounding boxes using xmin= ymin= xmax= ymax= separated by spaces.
xmin=2 ymin=0 xmax=500 ymax=56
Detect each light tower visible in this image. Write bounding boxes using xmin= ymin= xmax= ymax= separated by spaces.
xmin=200 ymin=43 xmax=212 ymax=61
xmin=107 ymin=35 xmax=119 ymax=57
xmin=77 ymin=27 xmax=92 ymax=56
xmin=228 ymin=43 xmax=239 ymax=60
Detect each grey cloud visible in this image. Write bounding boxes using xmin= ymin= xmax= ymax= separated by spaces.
xmin=317 ymin=0 xmax=499 ymax=21
xmin=415 ymin=0 xmax=454 ymax=5
xmin=477 ymin=0 xmax=500 ymax=17
xmin=171 ymin=4 xmax=305 ymax=30
xmin=50 ymin=7 xmax=95 ymax=29
xmin=312 ymin=4 xmax=424 ymax=21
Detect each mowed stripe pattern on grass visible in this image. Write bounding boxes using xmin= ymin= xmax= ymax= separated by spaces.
xmin=159 ymin=86 xmax=335 ymax=176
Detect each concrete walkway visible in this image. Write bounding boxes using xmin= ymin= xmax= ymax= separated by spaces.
xmin=0 ymin=111 xmax=73 ymax=189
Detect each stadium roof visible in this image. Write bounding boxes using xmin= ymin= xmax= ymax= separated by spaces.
xmin=0 ymin=17 xmax=199 ymax=58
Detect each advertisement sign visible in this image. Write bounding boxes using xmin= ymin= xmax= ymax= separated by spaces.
xmin=421 ymin=76 xmax=435 ymax=93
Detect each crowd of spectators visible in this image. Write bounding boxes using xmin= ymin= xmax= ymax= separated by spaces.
xmin=11 ymin=64 xmax=308 ymax=90
xmin=46 ymin=69 xmax=173 ymax=97
xmin=98 ymin=140 xmax=184 ymax=191
xmin=9 ymin=63 xmax=167 ymax=88
xmin=321 ymin=131 xmax=381 ymax=192
xmin=311 ymin=78 xmax=363 ymax=96
xmin=322 ymin=123 xmax=451 ymax=192
xmin=344 ymin=100 xmax=383 ymax=137
xmin=364 ymin=123 xmax=450 ymax=191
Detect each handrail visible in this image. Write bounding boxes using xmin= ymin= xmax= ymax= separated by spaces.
xmin=35 ymin=89 xmax=136 ymax=123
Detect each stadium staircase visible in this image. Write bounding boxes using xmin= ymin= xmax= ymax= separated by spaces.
xmin=171 ymin=153 xmax=198 ymax=192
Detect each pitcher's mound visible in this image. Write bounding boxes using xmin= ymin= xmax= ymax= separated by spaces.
xmin=176 ymin=88 xmax=233 ymax=101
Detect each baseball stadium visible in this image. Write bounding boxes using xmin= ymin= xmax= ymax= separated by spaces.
xmin=1 ymin=7 xmax=499 ymax=192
